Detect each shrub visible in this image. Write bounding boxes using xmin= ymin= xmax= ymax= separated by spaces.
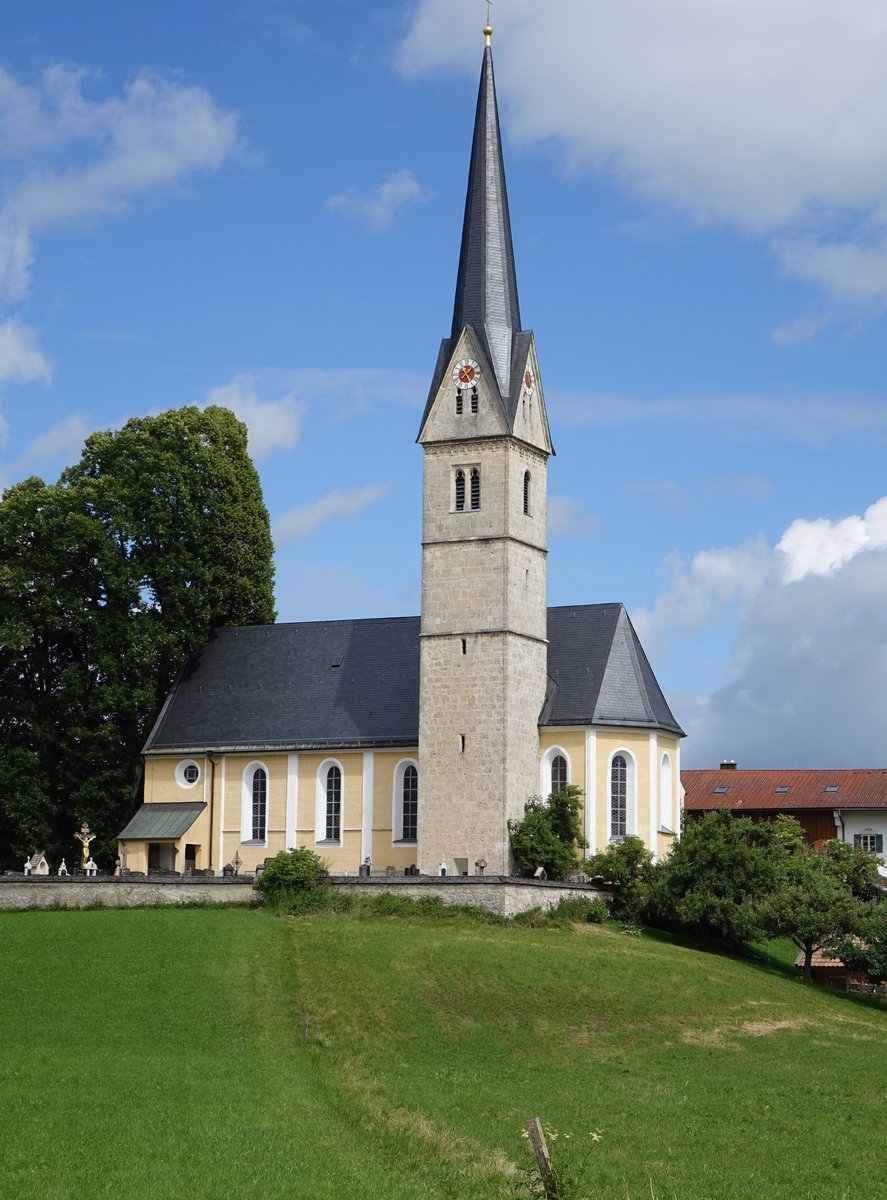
xmin=254 ymin=847 xmax=327 ymax=906
xmin=509 ymin=786 xmax=588 ymax=880
xmin=586 ymin=835 xmax=654 ymax=922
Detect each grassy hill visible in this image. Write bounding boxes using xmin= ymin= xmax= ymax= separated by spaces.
xmin=0 ymin=904 xmax=883 ymax=1199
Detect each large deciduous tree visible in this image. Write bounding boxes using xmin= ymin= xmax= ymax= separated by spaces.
xmin=0 ymin=406 xmax=275 ymax=868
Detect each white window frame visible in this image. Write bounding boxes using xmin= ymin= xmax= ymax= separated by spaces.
xmin=241 ymin=760 xmax=269 ymax=846
xmin=392 ymin=758 xmax=419 ymax=845
xmin=541 ymin=745 xmax=571 ymax=800
xmin=175 ymin=759 xmax=201 ymax=790
xmin=659 ymin=752 xmax=674 ymax=834
xmin=315 ymin=758 xmax=344 ymax=846
xmin=607 ymin=748 xmax=637 ymax=842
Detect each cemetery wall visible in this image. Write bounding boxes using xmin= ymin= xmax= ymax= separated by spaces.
xmin=0 ymin=875 xmax=609 ymax=916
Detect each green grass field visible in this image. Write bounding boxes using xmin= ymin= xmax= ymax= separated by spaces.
xmin=0 ymin=905 xmax=883 ymax=1199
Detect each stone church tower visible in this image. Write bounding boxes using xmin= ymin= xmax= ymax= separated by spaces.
xmin=417 ymin=29 xmax=553 ymax=875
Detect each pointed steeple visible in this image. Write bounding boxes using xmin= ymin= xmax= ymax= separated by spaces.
xmin=451 ymin=37 xmax=522 ymax=398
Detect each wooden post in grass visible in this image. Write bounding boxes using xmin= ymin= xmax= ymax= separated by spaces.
xmin=526 ymin=1117 xmax=556 ymax=1197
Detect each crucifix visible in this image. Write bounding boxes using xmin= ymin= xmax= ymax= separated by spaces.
xmin=74 ymin=822 xmax=96 ymax=867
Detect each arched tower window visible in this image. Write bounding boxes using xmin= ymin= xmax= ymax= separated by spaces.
xmin=454 ymin=469 xmax=466 ymax=511
xmin=523 ymin=470 xmax=530 ymax=515
xmin=470 ymin=387 xmax=478 ymax=413
xmin=610 ymin=754 xmax=627 ymax=839
xmin=470 ymin=467 xmax=481 ymax=510
xmin=325 ymin=765 xmax=341 ymax=841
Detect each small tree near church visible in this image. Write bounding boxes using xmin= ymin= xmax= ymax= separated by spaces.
xmin=508 ymin=786 xmax=588 ymax=880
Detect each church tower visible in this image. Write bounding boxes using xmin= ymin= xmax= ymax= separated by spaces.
xmin=417 ymin=27 xmax=553 ymax=875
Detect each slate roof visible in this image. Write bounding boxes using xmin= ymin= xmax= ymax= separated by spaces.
xmin=144 ymin=604 xmax=683 ymax=755
xmin=118 ymin=802 xmax=206 ymax=839
xmin=682 ymin=769 xmax=887 ymax=811
xmin=419 ymin=42 xmax=535 ymax=436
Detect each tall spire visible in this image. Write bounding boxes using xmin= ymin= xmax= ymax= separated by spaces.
xmin=450 ymin=33 xmax=522 ymax=398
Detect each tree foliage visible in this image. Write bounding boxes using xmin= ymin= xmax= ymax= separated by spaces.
xmin=0 ymin=406 xmax=275 ymax=868
xmin=508 ymin=786 xmax=588 ymax=880
xmin=254 ymin=846 xmax=327 ymax=903
xmin=649 ymin=811 xmax=805 ymax=945
xmin=586 ymin=836 xmax=654 ymax=921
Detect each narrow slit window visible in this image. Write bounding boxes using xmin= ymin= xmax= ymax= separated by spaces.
xmin=523 ymin=470 xmax=530 ymax=515
xmin=460 ymin=734 xmax=466 ymax=753
xmin=470 ymin=468 xmax=480 ymax=510
xmin=454 ymin=469 xmax=465 ymax=511
xmin=461 ymin=638 xmax=467 ymax=655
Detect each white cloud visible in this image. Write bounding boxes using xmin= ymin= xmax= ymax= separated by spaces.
xmin=205 ymin=376 xmax=304 ymax=461
xmin=0 ymin=318 xmax=52 ymax=384
xmin=634 ymin=495 xmax=887 ymax=766
xmin=326 ymin=169 xmax=428 ymax=232
xmin=0 ymin=412 xmax=90 ymax=489
xmin=547 ymin=494 xmax=599 ymax=537
xmin=0 ymin=64 xmax=239 ymax=302
xmin=273 ymin=484 xmax=389 ymax=545
xmin=402 ymin=0 xmax=887 ymax=305
xmin=777 ymin=496 xmax=887 ymax=583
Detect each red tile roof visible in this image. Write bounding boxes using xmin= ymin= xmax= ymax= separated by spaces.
xmin=682 ymin=768 xmax=887 ymax=811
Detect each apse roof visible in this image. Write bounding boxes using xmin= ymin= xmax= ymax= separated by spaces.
xmin=143 ymin=604 xmax=683 ymax=755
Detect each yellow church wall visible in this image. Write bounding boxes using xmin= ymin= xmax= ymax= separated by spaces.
xmin=125 ymin=754 xmax=215 ymax=874
xmin=219 ymin=753 xmax=289 ymax=872
xmin=294 ymin=751 xmax=363 ymax=872
xmin=372 ymin=749 xmax=420 ymax=871
xmin=538 ymin=729 xmax=587 ymax=794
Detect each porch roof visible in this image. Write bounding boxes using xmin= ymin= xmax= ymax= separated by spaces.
xmin=118 ymin=802 xmax=205 ymax=841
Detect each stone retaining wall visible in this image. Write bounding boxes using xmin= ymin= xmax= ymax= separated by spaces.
xmin=0 ymin=874 xmax=609 ymax=916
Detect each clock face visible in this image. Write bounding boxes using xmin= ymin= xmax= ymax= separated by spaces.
xmin=523 ymin=366 xmax=535 ymax=395
xmin=453 ymin=358 xmax=480 ymax=388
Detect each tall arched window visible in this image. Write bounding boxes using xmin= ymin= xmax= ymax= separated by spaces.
xmin=393 ymin=759 xmax=419 ymax=843
xmin=454 ymin=469 xmax=466 ymax=511
xmin=241 ymin=761 xmax=270 ymax=844
xmin=325 ymin=765 xmax=341 ymax=841
xmin=541 ymin=746 xmax=571 ymax=800
xmin=551 ymin=754 xmax=568 ymax=794
xmin=252 ymin=767 xmax=267 ymax=841
xmin=470 ymin=468 xmax=481 ymax=510
xmin=610 ymin=754 xmax=627 ymax=839
xmin=523 ymin=470 xmax=530 ymax=515
xmin=660 ymin=753 xmax=673 ymax=832
xmin=402 ymin=765 xmax=418 ymax=841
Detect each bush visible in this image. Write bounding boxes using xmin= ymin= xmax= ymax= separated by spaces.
xmin=586 ymin=836 xmax=654 ymax=922
xmin=509 ymin=786 xmax=588 ymax=880
xmin=254 ymin=847 xmax=327 ymax=906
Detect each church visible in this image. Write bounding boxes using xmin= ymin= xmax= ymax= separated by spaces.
xmin=118 ymin=28 xmax=684 ymax=879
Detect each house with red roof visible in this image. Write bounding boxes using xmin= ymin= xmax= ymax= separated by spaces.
xmin=682 ymin=763 xmax=887 ymax=865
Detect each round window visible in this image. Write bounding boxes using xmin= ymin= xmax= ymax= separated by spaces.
xmin=175 ymin=760 xmax=201 ymax=789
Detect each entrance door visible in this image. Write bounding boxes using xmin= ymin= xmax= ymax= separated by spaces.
xmin=147 ymin=843 xmax=176 ymax=872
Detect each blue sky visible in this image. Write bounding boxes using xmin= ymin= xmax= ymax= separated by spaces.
xmin=3 ymin=0 xmax=887 ymax=769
